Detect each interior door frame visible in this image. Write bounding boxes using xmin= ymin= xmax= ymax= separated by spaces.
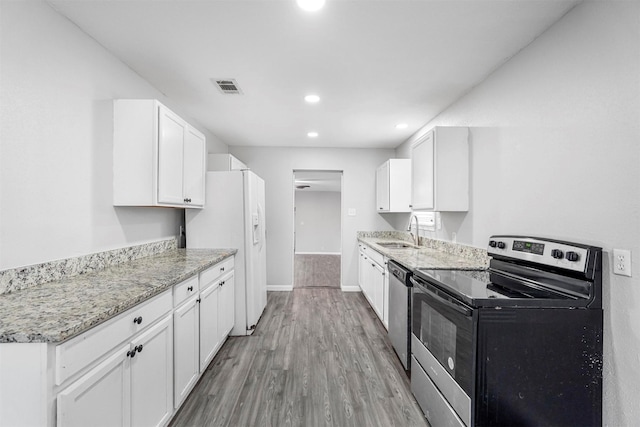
xmin=292 ymin=169 xmax=343 ymax=289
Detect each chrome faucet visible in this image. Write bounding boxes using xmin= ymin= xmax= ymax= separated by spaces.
xmin=408 ymin=214 xmax=420 ymax=246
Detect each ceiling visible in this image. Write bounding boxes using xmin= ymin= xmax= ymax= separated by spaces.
xmin=294 ymin=171 xmax=342 ymax=192
xmin=48 ymin=0 xmax=579 ymax=149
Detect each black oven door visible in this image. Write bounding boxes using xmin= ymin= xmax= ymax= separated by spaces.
xmin=411 ymin=275 xmax=474 ymax=396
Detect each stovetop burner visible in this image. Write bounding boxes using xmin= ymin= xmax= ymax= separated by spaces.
xmin=413 ymin=236 xmax=602 ymax=309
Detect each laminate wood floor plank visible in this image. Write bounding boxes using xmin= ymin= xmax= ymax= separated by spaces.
xmin=170 ymin=289 xmax=428 ymax=427
xmin=294 ymin=255 xmax=341 ymax=288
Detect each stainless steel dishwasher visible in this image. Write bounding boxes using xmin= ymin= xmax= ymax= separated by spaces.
xmin=388 ymin=260 xmax=412 ymax=370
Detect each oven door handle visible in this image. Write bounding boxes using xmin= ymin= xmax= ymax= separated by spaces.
xmin=410 ymin=276 xmax=472 ymax=317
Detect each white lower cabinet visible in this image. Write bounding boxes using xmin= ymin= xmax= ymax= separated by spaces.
xmin=358 ymin=243 xmax=388 ymax=328
xmin=57 ymin=346 xmax=130 ymax=427
xmin=371 ymin=261 xmax=385 ymax=320
xmin=2 ymin=256 xmax=235 ymax=427
xmin=199 ymin=269 xmax=235 ymax=371
xmin=218 ymin=274 xmax=235 ymax=338
xmin=130 ymin=316 xmax=174 ymax=427
xmin=199 ymin=279 xmax=220 ymax=371
xmin=173 ymin=295 xmax=200 ymax=408
xmin=58 ymin=315 xmax=173 ymax=427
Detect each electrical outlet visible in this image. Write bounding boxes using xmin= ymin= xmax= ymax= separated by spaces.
xmin=613 ymin=249 xmax=632 ymax=277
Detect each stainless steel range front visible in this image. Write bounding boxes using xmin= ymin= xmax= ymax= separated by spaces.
xmin=410 ymin=236 xmax=603 ymax=427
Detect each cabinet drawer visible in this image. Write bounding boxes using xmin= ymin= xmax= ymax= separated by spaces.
xmin=362 ymin=244 xmax=385 ymax=267
xmin=200 ymin=257 xmax=234 ymax=290
xmin=173 ymin=275 xmax=199 ymax=307
xmin=56 ymin=290 xmax=172 ymax=386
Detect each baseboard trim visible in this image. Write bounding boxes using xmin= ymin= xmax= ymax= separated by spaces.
xmin=340 ymin=285 xmax=362 ymax=292
xmin=267 ymin=285 xmax=294 ymax=292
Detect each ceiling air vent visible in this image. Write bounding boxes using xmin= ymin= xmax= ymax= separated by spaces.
xmin=212 ymin=78 xmax=243 ymax=94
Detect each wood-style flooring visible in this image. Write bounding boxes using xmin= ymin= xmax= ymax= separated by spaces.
xmin=294 ymin=254 xmax=341 ymax=288
xmin=170 ymin=289 xmax=428 ymax=427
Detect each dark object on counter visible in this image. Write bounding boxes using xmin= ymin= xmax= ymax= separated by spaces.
xmin=178 ymin=225 xmax=186 ymax=248
xmin=410 ymin=235 xmax=603 ymax=427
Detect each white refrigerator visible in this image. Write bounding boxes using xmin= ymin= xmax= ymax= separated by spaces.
xmin=186 ymin=170 xmax=267 ymax=336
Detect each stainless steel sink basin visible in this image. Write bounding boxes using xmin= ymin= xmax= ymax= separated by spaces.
xmin=376 ymin=242 xmax=415 ymax=249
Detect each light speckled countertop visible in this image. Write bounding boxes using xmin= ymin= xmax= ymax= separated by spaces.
xmin=358 ymin=233 xmax=488 ymax=271
xmin=0 ymin=248 xmax=236 ymax=344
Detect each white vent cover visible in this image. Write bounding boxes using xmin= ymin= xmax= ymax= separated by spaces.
xmin=212 ymin=78 xmax=243 ymax=94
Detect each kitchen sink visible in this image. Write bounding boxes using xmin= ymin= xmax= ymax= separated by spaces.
xmin=376 ymin=242 xmax=416 ymax=249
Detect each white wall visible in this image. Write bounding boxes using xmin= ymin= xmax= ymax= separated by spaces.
xmin=295 ymin=190 xmax=341 ymax=253
xmin=0 ymin=1 xmax=228 ymax=270
xmin=396 ymin=2 xmax=639 ymax=425
xmin=229 ymin=146 xmax=397 ymax=290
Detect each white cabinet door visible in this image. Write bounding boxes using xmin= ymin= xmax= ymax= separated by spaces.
xmin=219 ymin=273 xmax=235 ymax=339
xmin=377 ymin=159 xmax=411 ymax=213
xmin=157 ymin=106 xmax=186 ymax=205
xmin=411 ymin=130 xmax=435 ymax=210
xmin=199 ymin=282 xmax=220 ymax=371
xmin=360 ymin=254 xmax=372 ymax=303
xmin=130 ymin=315 xmax=173 ymax=427
xmin=383 ymin=262 xmax=389 ymax=330
xmin=183 ymin=126 xmax=206 ymax=207
xmin=411 ymin=127 xmax=469 ymax=211
xmin=57 ymin=346 xmax=131 ymax=427
xmin=376 ymin=161 xmax=390 ymax=212
xmin=173 ymin=296 xmax=200 ymax=408
xmin=113 ymin=99 xmax=206 ymax=208
xmin=371 ymin=262 xmax=385 ymax=320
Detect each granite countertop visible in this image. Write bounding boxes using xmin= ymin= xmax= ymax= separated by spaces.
xmin=358 ymin=233 xmax=488 ymax=271
xmin=0 ymin=248 xmax=236 ymax=344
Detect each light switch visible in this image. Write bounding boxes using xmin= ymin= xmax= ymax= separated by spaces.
xmin=348 ymin=208 xmax=356 ymax=216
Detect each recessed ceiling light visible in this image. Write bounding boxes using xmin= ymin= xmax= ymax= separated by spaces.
xmin=307 ymin=132 xmax=319 ymax=138
xmin=304 ymin=94 xmax=320 ymax=103
xmin=296 ymin=0 xmax=325 ymax=12
xmin=396 ymin=123 xmax=408 ymax=129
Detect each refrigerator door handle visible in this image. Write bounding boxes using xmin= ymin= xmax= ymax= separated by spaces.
xmin=255 ymin=203 xmax=265 ymax=250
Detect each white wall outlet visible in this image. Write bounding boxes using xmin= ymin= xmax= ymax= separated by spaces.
xmin=613 ymin=249 xmax=632 ymax=277
xmin=347 ymin=208 xmax=356 ymax=216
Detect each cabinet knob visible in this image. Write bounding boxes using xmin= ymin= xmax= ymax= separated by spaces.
xmin=220 ymin=281 xmax=225 ymax=287
xmin=127 ymin=350 xmax=136 ymax=358
xmin=196 ymin=297 xmax=201 ymax=303
xmin=187 ymin=286 xmax=194 ymax=291
xmin=133 ymin=316 xmax=143 ymax=325
xmin=135 ymin=344 xmax=143 ymax=354
xmin=220 ymin=267 xmax=225 ymax=272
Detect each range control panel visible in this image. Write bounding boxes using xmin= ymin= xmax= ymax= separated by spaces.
xmin=488 ymin=236 xmax=590 ymax=273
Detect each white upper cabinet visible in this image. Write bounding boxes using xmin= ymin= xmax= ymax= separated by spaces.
xmin=114 ymin=99 xmax=206 ymax=209
xmin=376 ymin=159 xmax=411 ymax=213
xmin=410 ymin=127 xmax=469 ymax=211
xmin=182 ymin=127 xmax=206 ymax=206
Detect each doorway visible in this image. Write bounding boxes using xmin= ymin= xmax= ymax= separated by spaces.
xmin=293 ymin=170 xmax=342 ymax=288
